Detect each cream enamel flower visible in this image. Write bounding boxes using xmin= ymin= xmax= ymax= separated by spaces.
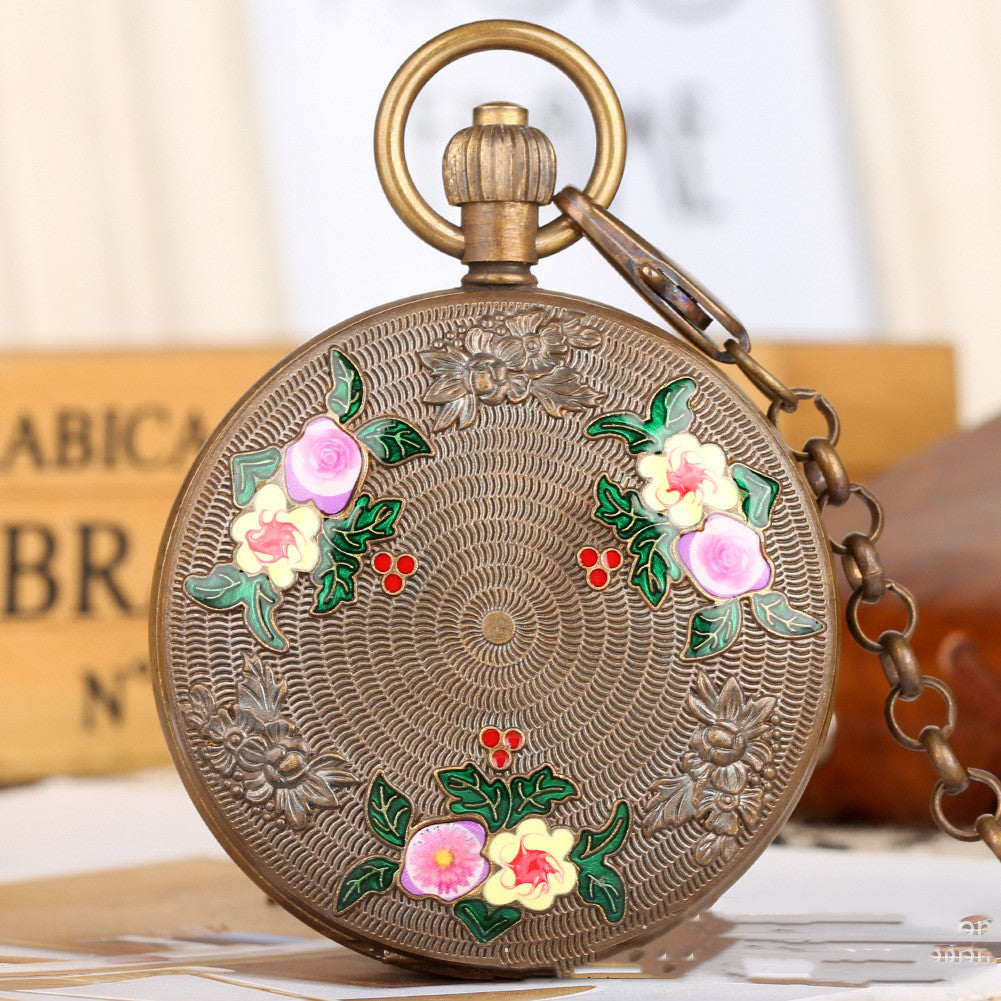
xmin=231 ymin=483 xmax=321 ymax=589
xmin=637 ymin=433 xmax=739 ymax=527
xmin=483 ymin=817 xmax=577 ymax=912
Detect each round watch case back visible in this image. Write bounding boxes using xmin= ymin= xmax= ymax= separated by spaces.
xmin=152 ymin=285 xmax=839 ymax=978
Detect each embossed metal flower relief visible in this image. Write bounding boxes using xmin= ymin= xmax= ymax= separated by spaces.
xmin=185 ymin=655 xmax=357 ymax=829
xmin=645 ymin=672 xmax=778 ymax=865
xmin=699 ymin=767 xmax=764 ymax=838
xmin=492 ymin=307 xmax=600 ymax=375
xmin=187 ymin=687 xmax=253 ymax=778
xmin=238 ymin=717 xmax=356 ymax=830
xmin=421 ymin=308 xmax=604 ymax=429
xmin=687 ymin=674 xmax=774 ymax=772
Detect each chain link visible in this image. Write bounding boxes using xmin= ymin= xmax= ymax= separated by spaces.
xmin=884 ymin=676 xmax=956 ymax=751
xmin=842 ymin=533 xmax=886 ymax=603
xmin=846 ymin=580 xmax=919 ymax=654
xmin=932 ymin=770 xmax=1001 ymax=842
xmin=877 ymin=631 xmax=923 ymax=700
xmin=767 ymin=388 xmax=841 ymax=460
xmin=741 ymin=352 xmax=1001 ymax=860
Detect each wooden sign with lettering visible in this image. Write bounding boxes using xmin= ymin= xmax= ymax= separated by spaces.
xmin=0 ymin=347 xmax=284 ymax=782
xmin=0 ymin=343 xmax=954 ymax=784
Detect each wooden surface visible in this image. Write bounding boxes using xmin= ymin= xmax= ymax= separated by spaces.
xmin=0 ymin=342 xmax=955 ymax=784
xmin=0 ymin=836 xmax=996 ymax=995
xmin=0 ymin=858 xmax=311 ymax=949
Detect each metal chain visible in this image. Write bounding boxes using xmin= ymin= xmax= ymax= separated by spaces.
xmin=724 ymin=337 xmax=1001 ymax=861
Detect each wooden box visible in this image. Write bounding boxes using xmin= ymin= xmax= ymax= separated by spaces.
xmin=1 ymin=347 xmax=284 ymax=782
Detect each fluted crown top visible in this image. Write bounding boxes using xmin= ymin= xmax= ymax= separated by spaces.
xmin=443 ymin=103 xmax=556 ymax=206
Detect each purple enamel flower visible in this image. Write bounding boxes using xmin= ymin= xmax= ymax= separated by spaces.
xmin=678 ymin=514 xmax=771 ymax=598
xmin=399 ymin=820 xmax=488 ymax=901
xmin=284 ymin=416 xmax=364 ymax=516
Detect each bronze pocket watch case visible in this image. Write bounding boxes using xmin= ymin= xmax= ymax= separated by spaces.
xmin=152 ymin=19 xmax=1000 ymax=980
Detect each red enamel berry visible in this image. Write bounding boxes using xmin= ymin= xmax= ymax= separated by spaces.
xmin=503 ymin=728 xmax=524 ymax=750
xmin=480 ymin=727 xmax=502 ymax=749
xmin=383 ymin=573 xmax=404 ymax=595
xmin=602 ymin=548 xmax=622 ymax=570
xmin=578 ymin=547 xmax=599 ymax=568
xmin=373 ymin=552 xmax=393 ymax=574
xmin=490 ymin=748 xmax=512 ymax=770
xmin=589 ymin=567 xmax=609 ymax=589
xmin=396 ymin=554 xmax=417 ymax=576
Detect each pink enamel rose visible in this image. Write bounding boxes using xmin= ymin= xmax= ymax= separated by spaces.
xmin=399 ymin=820 xmax=489 ymax=901
xmin=285 ymin=416 xmax=364 ymax=516
xmin=678 ymin=513 xmax=771 ymax=598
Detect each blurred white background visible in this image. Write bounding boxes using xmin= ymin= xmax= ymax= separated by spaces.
xmin=2 ymin=0 xmax=1000 ymax=423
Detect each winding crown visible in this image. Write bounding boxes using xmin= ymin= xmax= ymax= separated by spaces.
xmin=443 ymin=103 xmax=556 ymax=206
xmin=443 ymin=103 xmax=557 ymax=284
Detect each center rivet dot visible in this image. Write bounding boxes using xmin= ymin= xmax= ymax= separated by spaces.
xmin=481 ymin=610 xmax=515 ymax=645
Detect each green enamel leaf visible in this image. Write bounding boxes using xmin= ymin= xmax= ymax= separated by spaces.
xmin=355 ymin=417 xmax=432 ymax=465
xmin=327 ymin=350 xmax=364 ymax=424
xmin=571 ymin=802 xmax=630 ymax=923
xmin=648 ymin=377 xmax=696 ymax=439
xmin=751 ymin=591 xmax=824 ymax=638
xmin=184 ymin=564 xmax=247 ymax=609
xmin=453 ymin=899 xmax=521 ymax=943
xmin=594 ymin=478 xmax=680 ymax=608
xmin=184 ymin=566 xmax=285 ymax=650
xmin=437 ymin=763 xmax=510 ymax=832
xmin=332 ymin=494 xmax=402 ymax=550
xmin=628 ymin=522 xmax=682 ymax=608
xmin=587 ymin=377 xmax=695 ymax=453
xmin=577 ymin=865 xmax=627 ymax=923
xmin=336 ymin=857 xmax=398 ymax=912
xmin=684 ymin=600 xmax=742 ymax=660
xmin=231 ymin=447 xmax=282 ymax=506
xmin=312 ymin=546 xmax=359 ymax=612
xmin=732 ymin=464 xmax=780 ymax=528
xmin=586 ymin=412 xmax=655 ymax=452
xmin=570 ymin=801 xmax=630 ymax=863
xmin=507 ymin=766 xmax=578 ymax=827
xmin=367 ymin=773 xmax=412 ymax=847
xmin=594 ymin=477 xmax=657 ymax=540
xmin=312 ymin=495 xmax=402 ymax=613
xmin=244 ymin=575 xmax=284 ymax=650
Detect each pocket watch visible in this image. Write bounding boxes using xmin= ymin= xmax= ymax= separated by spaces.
xmin=152 ymin=19 xmax=1000 ymax=980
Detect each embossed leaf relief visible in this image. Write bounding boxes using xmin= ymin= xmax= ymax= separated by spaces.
xmin=184 ymin=350 xmax=432 ymax=649
xmin=335 ymin=730 xmax=631 ymax=942
xmin=588 ymin=377 xmax=823 ymax=657
xmin=420 ymin=307 xmax=605 ymax=430
xmin=186 ymin=655 xmax=357 ymax=829
xmin=645 ymin=672 xmax=779 ymax=865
